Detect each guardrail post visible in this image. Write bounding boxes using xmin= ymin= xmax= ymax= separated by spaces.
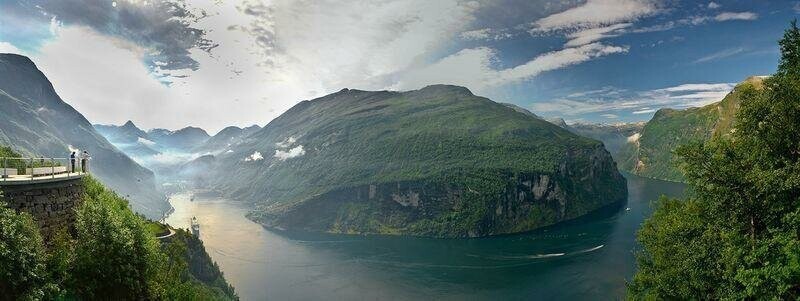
xmin=29 ymin=158 xmax=33 ymax=180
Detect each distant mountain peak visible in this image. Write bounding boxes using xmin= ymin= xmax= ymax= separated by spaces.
xmin=122 ymin=120 xmax=138 ymax=128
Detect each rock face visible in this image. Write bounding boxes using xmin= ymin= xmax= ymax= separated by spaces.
xmin=265 ymin=145 xmax=624 ymax=237
xmin=0 ymin=178 xmax=84 ymax=239
xmin=0 ymin=54 xmax=166 ymax=218
xmin=212 ymin=84 xmax=627 ymax=238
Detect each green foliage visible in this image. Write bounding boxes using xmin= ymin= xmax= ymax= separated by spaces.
xmin=72 ymin=176 xmax=238 ymax=300
xmin=162 ymin=229 xmax=237 ymax=300
xmin=70 ymin=176 xmax=167 ymax=299
xmin=0 ymin=146 xmax=21 ymax=158
xmin=630 ymin=21 xmax=800 ymax=299
xmin=221 ymin=85 xmax=624 ymax=236
xmin=0 ymin=175 xmax=237 ymax=300
xmin=0 ymin=201 xmax=50 ymax=300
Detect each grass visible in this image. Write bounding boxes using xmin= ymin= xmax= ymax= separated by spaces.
xmin=145 ymin=221 xmax=169 ymax=237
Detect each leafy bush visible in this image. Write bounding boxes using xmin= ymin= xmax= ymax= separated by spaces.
xmin=0 ymin=175 xmax=237 ymax=300
xmin=0 ymin=201 xmax=50 ymax=300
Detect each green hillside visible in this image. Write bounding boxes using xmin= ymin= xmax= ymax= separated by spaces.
xmin=0 ymin=175 xmax=236 ymax=300
xmin=623 ymin=77 xmax=765 ymax=181
xmin=210 ymin=85 xmax=627 ymax=238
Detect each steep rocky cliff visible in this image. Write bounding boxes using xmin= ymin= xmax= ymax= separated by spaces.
xmin=211 ymin=85 xmax=627 ymax=237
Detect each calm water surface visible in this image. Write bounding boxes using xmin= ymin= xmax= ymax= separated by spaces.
xmin=165 ymin=174 xmax=685 ymax=301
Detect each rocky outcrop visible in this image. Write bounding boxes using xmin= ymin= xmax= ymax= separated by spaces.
xmin=255 ymin=145 xmax=626 ymax=238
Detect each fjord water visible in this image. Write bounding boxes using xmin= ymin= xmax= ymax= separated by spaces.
xmin=165 ymin=174 xmax=684 ymax=300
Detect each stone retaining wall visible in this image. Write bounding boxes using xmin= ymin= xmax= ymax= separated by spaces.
xmin=1 ymin=178 xmax=84 ymax=239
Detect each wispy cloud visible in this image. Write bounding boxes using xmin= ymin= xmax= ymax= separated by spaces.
xmin=531 ymin=81 xmax=736 ymax=117
xmin=459 ymin=28 xmax=514 ymax=41
xmin=393 ymin=42 xmax=628 ymax=92
xmin=714 ymin=12 xmax=758 ymax=21
xmin=632 ymin=108 xmax=656 ymax=114
xmin=4 ymin=0 xmax=216 ymax=72
xmin=632 ymin=10 xmax=758 ymax=34
xmin=274 ymin=145 xmax=305 ymax=160
xmin=530 ymin=0 xmax=662 ymax=32
xmin=693 ymin=47 xmax=746 ymax=63
xmin=565 ymin=23 xmax=632 ymax=47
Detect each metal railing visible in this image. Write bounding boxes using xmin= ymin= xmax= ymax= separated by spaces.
xmin=0 ymin=157 xmax=87 ymax=182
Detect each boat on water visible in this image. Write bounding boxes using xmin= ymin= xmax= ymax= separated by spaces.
xmin=190 ymin=216 xmax=200 ymax=237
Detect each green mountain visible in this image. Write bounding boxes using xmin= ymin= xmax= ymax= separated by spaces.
xmin=95 ymin=120 xmax=161 ymax=157
xmin=194 ymin=125 xmax=261 ymax=154
xmin=622 ymin=76 xmax=765 ymax=181
xmin=147 ymin=126 xmax=210 ymax=152
xmin=0 ymin=54 xmax=167 ymax=218
xmin=208 ymin=85 xmax=627 ymax=238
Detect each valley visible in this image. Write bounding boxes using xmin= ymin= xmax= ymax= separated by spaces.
xmin=3 ymin=3 xmax=798 ymax=298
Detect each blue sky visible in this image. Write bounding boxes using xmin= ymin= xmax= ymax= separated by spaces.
xmin=0 ymin=0 xmax=796 ymax=132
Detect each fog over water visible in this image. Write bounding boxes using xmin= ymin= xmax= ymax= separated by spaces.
xmin=166 ymin=174 xmax=685 ymax=301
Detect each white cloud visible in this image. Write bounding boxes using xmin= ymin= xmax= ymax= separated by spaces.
xmin=707 ymin=2 xmax=721 ymax=9
xmin=532 ymin=82 xmax=735 ymax=117
xmin=460 ymin=28 xmax=491 ymax=40
xmin=274 ymin=145 xmax=304 ymax=160
xmin=0 ymin=42 xmax=24 ymax=54
xmin=714 ymin=12 xmax=758 ymax=21
xmin=245 ymin=151 xmax=264 ymax=162
xmin=460 ymin=28 xmax=513 ymax=41
xmin=7 ymin=0 xmax=491 ymax=133
xmin=632 ymin=108 xmax=656 ymax=114
xmin=655 ymin=83 xmax=736 ymax=93
xmin=601 ymin=113 xmax=619 ymax=119
xmin=137 ymin=137 xmax=156 ymax=146
xmin=531 ymin=0 xmax=661 ymax=32
xmin=394 ymin=43 xmax=628 ymax=92
xmin=275 ymin=136 xmax=298 ymax=148
xmin=565 ymin=23 xmax=632 ymax=47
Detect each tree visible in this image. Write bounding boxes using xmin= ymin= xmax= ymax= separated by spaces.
xmin=69 ymin=177 xmax=167 ymax=299
xmin=629 ymin=21 xmax=800 ymax=299
xmin=0 ymin=200 xmax=50 ymax=300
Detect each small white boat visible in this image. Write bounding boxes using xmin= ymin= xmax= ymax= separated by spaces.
xmin=625 ymin=207 xmax=631 ymax=211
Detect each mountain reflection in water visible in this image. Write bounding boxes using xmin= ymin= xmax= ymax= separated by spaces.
xmin=165 ymin=174 xmax=685 ymax=301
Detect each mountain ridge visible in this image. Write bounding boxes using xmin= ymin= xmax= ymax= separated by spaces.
xmin=205 ymin=84 xmax=627 ymax=237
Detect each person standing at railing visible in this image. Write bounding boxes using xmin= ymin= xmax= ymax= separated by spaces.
xmin=70 ymin=152 xmax=76 ymax=173
xmin=81 ymin=150 xmax=90 ymax=173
